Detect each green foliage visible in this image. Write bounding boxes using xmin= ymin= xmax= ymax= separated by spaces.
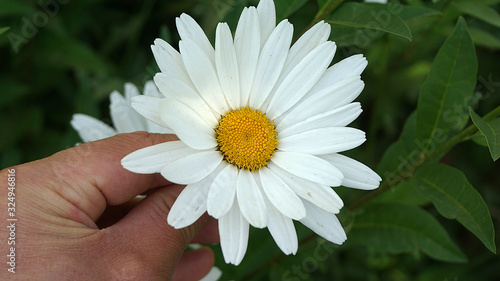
xmin=375 ymin=180 xmax=430 ymax=206
xmin=415 ymin=17 xmax=477 ymax=150
xmin=349 ymin=203 xmax=467 ymax=263
xmin=397 ymin=5 xmax=442 ymax=21
xmin=452 ymin=0 xmax=500 ymax=27
xmin=327 ymin=2 xmax=412 ymax=42
xmin=470 ymin=108 xmax=500 ymax=160
xmin=0 ymin=26 xmax=9 ymax=35
xmin=376 ymin=112 xmax=422 ymax=186
xmin=275 ymin=0 xmax=309 ymax=20
xmin=469 ymin=26 xmax=500 ymax=49
xmin=413 ymin=163 xmax=496 ymax=253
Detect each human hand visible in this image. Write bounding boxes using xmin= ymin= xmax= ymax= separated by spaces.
xmin=1 ymin=132 xmax=219 ymax=280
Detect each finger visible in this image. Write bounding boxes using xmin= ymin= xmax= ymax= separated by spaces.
xmin=96 ymin=195 xmax=146 ymax=228
xmin=37 ymin=132 xmax=178 ymax=221
xmin=191 ymin=219 xmax=220 ymax=244
xmin=96 ymin=196 xmax=221 ymax=242
xmin=75 ymin=132 xmax=178 ymax=204
xmin=105 ymin=185 xmax=217 ymax=278
xmin=172 ymin=247 xmax=215 ymax=281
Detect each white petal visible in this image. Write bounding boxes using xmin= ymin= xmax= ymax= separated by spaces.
xmin=279 ymin=103 xmax=362 ymax=137
xmin=123 ymin=83 xmax=139 ymax=101
xmin=264 ymin=194 xmax=298 ymax=255
xmin=154 ymin=73 xmax=218 ymax=127
xmin=275 ymin=55 xmax=367 ymax=125
xmin=234 ymin=7 xmax=260 ymax=107
xmin=130 ymin=95 xmax=170 ymax=128
xmin=70 ymin=114 xmax=117 ymax=142
xmin=143 ymin=80 xmax=163 ymax=98
xmin=180 ymin=39 xmax=228 ymax=115
xmin=200 ymin=267 xmax=223 ymax=281
xmin=109 ymin=90 xmax=148 ymax=133
xmin=256 ymin=0 xmax=276 ymax=47
xmin=158 ymin=98 xmax=217 ymax=150
xmin=151 ymin=39 xmax=191 ymax=85
xmin=266 ymin=41 xmax=336 ymax=119
xmin=207 ymin=163 xmax=238 ymax=219
xmin=219 ymin=201 xmax=249 ymax=265
xmin=121 ymin=141 xmax=195 ymax=174
xmin=263 ymin=22 xmax=331 ymax=113
xmin=146 ymin=121 xmax=175 ymax=134
xmin=320 ymin=154 xmax=381 ymax=190
xmin=176 ymin=13 xmax=215 ymax=65
xmin=215 ymin=23 xmax=240 ymax=109
xmin=292 ymin=54 xmax=367 ymax=113
xmin=278 ymin=76 xmax=364 ymax=128
xmin=314 ymin=54 xmax=368 ymax=91
xmin=168 ymin=163 xmax=226 ymax=229
xmin=167 ymin=180 xmax=209 ymax=229
xmin=259 ymin=167 xmax=305 ymax=220
xmin=284 ymin=21 xmax=331 ymax=73
xmin=248 ymin=20 xmax=293 ymax=109
xmin=161 ymin=150 xmax=222 ymax=184
xmin=236 ymin=169 xmax=267 ymax=228
xmin=142 ymin=81 xmax=175 ymax=133
xmin=270 ymin=163 xmax=343 ymax=213
xmin=279 ymin=127 xmax=366 ymax=155
xmin=271 ymin=152 xmax=343 ymax=187
xmin=300 ymin=200 xmax=347 ymax=244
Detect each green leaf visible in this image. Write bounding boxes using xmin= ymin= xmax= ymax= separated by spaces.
xmin=327 ymin=2 xmax=412 ymax=41
xmin=0 ymin=27 xmax=9 ymax=36
xmin=316 ymin=0 xmax=343 ymax=20
xmin=274 ymin=0 xmax=308 ymax=20
xmin=317 ymin=0 xmax=330 ymax=7
xmin=470 ymin=108 xmax=500 ymax=160
xmin=471 ymin=132 xmax=489 ymax=147
xmin=415 ymin=17 xmax=477 ymax=150
xmin=397 ymin=5 xmax=441 ymax=21
xmin=0 ymin=0 xmax=35 ymax=16
xmin=469 ymin=26 xmax=500 ymax=49
xmin=452 ymin=0 xmax=500 ymax=28
xmin=376 ymin=180 xmax=430 ymax=206
xmin=377 ymin=112 xmax=435 ymax=185
xmin=376 ymin=140 xmax=413 ymax=185
xmin=328 ymin=26 xmax=378 ymax=47
xmin=349 ymin=203 xmax=467 ymax=263
xmin=412 ymin=163 xmax=497 ymax=253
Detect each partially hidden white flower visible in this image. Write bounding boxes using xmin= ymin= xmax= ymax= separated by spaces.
xmin=122 ymin=0 xmax=381 ymax=265
xmin=364 ymin=0 xmax=388 ymax=4
xmin=71 ymin=81 xmax=173 ymax=142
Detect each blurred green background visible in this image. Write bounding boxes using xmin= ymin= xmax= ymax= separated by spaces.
xmin=1 ymin=0 xmax=499 ymax=280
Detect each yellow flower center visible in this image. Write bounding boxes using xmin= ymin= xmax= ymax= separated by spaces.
xmin=215 ymin=107 xmax=278 ymax=171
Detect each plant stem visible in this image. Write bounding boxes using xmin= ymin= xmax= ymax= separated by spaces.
xmin=349 ymin=105 xmax=500 ymax=211
xmin=305 ymin=0 xmax=345 ymax=31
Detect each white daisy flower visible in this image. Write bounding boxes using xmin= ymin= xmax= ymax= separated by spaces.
xmin=122 ymin=0 xmax=381 ymax=265
xmin=71 ymin=81 xmax=173 ymax=142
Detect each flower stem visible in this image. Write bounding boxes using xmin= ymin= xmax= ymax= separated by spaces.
xmin=349 ymin=105 xmax=500 ymax=211
xmin=305 ymin=0 xmax=345 ymax=31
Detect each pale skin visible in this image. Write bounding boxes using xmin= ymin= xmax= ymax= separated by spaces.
xmin=0 ymin=132 xmax=219 ymax=280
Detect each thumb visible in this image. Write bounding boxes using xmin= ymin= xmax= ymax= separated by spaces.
xmin=103 ymin=184 xmax=217 ymax=280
